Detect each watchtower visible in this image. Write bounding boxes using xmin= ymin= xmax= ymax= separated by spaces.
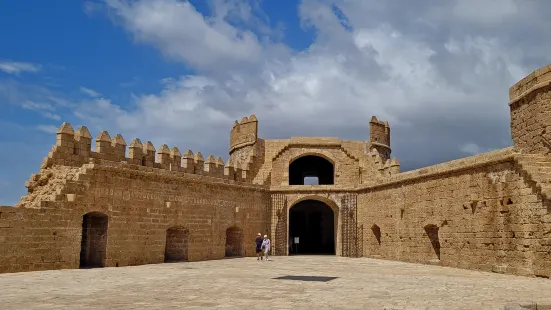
xmin=369 ymin=116 xmax=391 ymax=162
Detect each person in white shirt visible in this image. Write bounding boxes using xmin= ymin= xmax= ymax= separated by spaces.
xmin=261 ymin=235 xmax=271 ymax=261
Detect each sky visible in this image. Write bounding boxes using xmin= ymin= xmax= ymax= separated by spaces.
xmin=1 ymin=0 xmax=551 ymax=206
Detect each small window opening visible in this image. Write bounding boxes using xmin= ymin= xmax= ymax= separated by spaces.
xmin=304 ymin=176 xmax=319 ymax=185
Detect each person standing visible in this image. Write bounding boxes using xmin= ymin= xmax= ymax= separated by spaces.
xmin=261 ymin=235 xmax=271 ymax=261
xmin=255 ymin=233 xmax=264 ymax=260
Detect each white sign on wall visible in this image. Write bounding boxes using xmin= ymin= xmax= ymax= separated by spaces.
xmin=294 ymin=237 xmax=300 ymax=244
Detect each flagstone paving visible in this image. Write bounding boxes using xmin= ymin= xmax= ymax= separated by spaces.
xmin=1 ymin=256 xmax=551 ymax=309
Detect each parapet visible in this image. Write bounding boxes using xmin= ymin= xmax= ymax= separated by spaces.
xmin=230 ymin=114 xmax=258 ymax=154
xmin=41 ymin=122 xmax=255 ymax=184
xmin=509 ymin=64 xmax=551 ymax=105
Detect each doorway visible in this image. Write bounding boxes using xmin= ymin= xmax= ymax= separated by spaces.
xmin=79 ymin=212 xmax=109 ymax=268
xmin=164 ymin=226 xmax=190 ymax=262
xmin=289 ymin=200 xmax=335 ymax=255
xmin=225 ymin=226 xmax=244 ymax=257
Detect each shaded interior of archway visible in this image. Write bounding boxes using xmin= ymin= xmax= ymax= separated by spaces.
xmin=289 ymin=200 xmax=335 ymax=255
xmin=225 ymin=227 xmax=244 ymax=257
xmin=289 ymin=155 xmax=334 ymax=185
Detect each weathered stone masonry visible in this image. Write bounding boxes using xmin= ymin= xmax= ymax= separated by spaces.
xmin=1 ymin=64 xmax=551 ymax=279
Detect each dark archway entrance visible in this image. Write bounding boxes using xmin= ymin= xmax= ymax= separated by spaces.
xmin=289 ymin=155 xmax=334 ymax=185
xmin=164 ymin=226 xmax=190 ymax=262
xmin=225 ymin=227 xmax=244 ymax=257
xmin=289 ymin=200 xmax=335 ymax=255
xmin=79 ymin=212 xmax=108 ymax=268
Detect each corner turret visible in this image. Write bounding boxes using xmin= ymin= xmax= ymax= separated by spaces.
xmin=229 ymin=114 xmax=258 ymax=154
xmin=369 ymin=116 xmax=391 ymax=162
xmin=509 ymin=64 xmax=551 ymax=154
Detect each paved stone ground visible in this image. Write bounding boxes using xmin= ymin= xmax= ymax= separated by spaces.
xmin=1 ymin=256 xmax=551 ymax=309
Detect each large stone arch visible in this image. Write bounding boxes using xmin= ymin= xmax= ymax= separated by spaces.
xmin=286 ymin=195 xmax=341 ymax=256
xmin=287 ymin=194 xmax=340 ymax=212
xmin=289 ymin=152 xmax=336 ymax=166
xmin=288 ymin=152 xmax=336 ymax=185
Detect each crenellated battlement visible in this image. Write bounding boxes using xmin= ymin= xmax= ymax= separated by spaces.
xmin=40 ymin=122 xmax=256 ymax=184
xmin=366 ymin=148 xmax=400 ymax=179
xmin=230 ymin=114 xmax=258 ymax=154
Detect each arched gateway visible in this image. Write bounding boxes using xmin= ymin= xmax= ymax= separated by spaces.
xmin=289 ymin=199 xmax=337 ymax=255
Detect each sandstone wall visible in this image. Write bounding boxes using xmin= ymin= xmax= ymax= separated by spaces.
xmin=0 ymin=205 xmax=81 ymax=273
xmin=0 ymin=162 xmax=267 ymax=273
xmin=251 ymin=136 xmax=398 ymax=186
xmin=358 ymin=148 xmax=551 ymax=278
xmin=269 ymin=138 xmax=364 ymax=187
xmin=251 ymin=139 xmax=289 ymax=185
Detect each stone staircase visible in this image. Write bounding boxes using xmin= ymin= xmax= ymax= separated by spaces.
xmin=340 ymin=146 xmax=359 ymax=162
xmin=272 ymin=146 xmax=290 ymax=163
xmin=252 ymin=163 xmax=272 ymax=185
xmin=252 ymin=144 xmax=289 ymax=185
xmin=514 ymin=153 xmax=551 ymax=202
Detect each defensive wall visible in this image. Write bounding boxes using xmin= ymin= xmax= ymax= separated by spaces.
xmin=355 ymin=64 xmax=551 ymax=278
xmin=0 ymin=64 xmax=550 ymax=279
xmin=0 ymin=122 xmax=267 ymax=273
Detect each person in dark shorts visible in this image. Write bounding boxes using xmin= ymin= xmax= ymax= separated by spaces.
xmin=255 ymin=233 xmax=263 ymax=260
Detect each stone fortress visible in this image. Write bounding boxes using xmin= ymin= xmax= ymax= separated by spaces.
xmin=1 ymin=64 xmax=551 ymax=279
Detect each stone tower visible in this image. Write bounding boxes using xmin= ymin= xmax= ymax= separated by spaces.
xmin=369 ymin=116 xmax=391 ymax=162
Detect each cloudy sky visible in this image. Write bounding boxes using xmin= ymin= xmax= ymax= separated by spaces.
xmin=1 ymin=0 xmax=550 ymax=205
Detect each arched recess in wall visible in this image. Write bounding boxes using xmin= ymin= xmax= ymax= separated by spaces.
xmin=424 ymin=224 xmax=441 ymax=260
xmin=80 ymin=211 xmax=109 ymax=268
xmin=288 ymin=153 xmax=335 ymax=185
xmin=164 ymin=226 xmax=190 ymax=262
xmin=371 ymin=224 xmax=381 ymax=245
xmin=225 ymin=226 xmax=244 ymax=257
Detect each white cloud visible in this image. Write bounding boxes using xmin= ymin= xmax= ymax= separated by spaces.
xmin=80 ymin=86 xmax=101 ymax=98
xmin=0 ymin=61 xmax=41 ymax=75
xmin=21 ymin=100 xmax=55 ymax=111
xmin=460 ymin=143 xmax=494 ymax=156
xmin=42 ymin=112 xmax=61 ymax=121
xmin=104 ymin=0 xmax=287 ymax=71
xmin=35 ymin=125 xmax=58 ymax=134
xmin=0 ymin=80 xmax=73 ymax=124
xmin=72 ymin=0 xmax=551 ymax=169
